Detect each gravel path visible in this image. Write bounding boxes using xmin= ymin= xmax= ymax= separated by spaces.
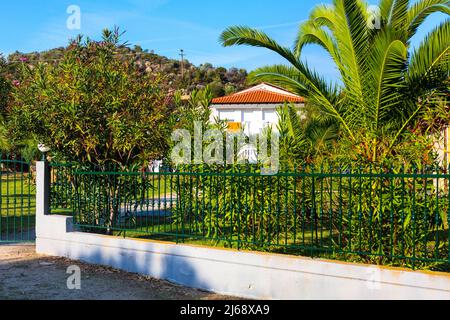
xmin=0 ymin=244 xmax=237 ymax=300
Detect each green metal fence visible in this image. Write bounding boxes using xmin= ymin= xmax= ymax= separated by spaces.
xmin=0 ymin=156 xmax=36 ymax=243
xmin=50 ymin=163 xmax=74 ymax=215
xmin=52 ymin=164 xmax=450 ymax=270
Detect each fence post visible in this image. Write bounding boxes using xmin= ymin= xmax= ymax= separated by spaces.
xmin=36 ymin=161 xmax=50 ymax=217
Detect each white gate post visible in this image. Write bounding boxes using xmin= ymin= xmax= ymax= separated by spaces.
xmin=35 ymin=161 xmax=50 ymax=238
xmin=36 ymin=161 xmax=50 ymax=217
xmin=35 ymin=160 xmax=74 ymax=251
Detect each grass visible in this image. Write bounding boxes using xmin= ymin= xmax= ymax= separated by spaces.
xmin=0 ymin=173 xmax=36 ymax=241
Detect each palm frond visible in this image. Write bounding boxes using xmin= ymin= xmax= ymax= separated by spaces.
xmin=406 ymin=0 xmax=450 ymax=38
xmin=389 ymin=0 xmax=410 ymax=29
xmin=220 ymin=26 xmax=297 ymax=66
xmin=294 ymin=20 xmax=342 ymax=71
xmin=407 ymin=19 xmax=450 ymax=95
xmin=379 ymin=0 xmax=396 ymax=23
xmin=367 ymin=31 xmax=408 ymax=131
xmin=276 ymin=104 xmax=308 ymax=159
xmin=332 ymin=0 xmax=369 ymax=107
xmin=294 ymin=4 xmax=338 ymax=56
xmin=305 ymin=118 xmax=340 ymax=152
xmin=248 ymin=65 xmax=338 ymax=99
xmin=308 ymin=3 xmax=337 ymax=28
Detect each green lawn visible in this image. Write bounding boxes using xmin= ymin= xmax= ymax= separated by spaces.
xmin=0 ymin=173 xmax=36 ymax=239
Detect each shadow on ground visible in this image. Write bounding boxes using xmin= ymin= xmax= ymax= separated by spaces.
xmin=0 ymin=244 xmax=239 ymax=300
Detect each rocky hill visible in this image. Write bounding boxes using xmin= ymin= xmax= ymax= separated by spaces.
xmin=5 ymin=44 xmax=248 ymax=98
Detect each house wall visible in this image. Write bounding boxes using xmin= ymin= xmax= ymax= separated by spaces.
xmin=210 ymin=103 xmax=304 ymax=135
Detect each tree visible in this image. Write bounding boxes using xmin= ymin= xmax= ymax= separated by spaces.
xmin=0 ymin=55 xmax=11 ymax=152
xmin=7 ymin=28 xmax=179 ymax=233
xmin=209 ymin=80 xmax=226 ymax=97
xmin=220 ymin=0 xmax=450 ymax=165
xmin=8 ymin=28 xmax=174 ymax=168
xmin=0 ymin=55 xmax=8 ymax=114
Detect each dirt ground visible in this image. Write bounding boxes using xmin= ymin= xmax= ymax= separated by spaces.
xmin=0 ymin=244 xmax=238 ymax=300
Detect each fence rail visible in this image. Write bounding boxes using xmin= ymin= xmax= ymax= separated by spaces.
xmin=49 ymin=164 xmax=450 ymax=270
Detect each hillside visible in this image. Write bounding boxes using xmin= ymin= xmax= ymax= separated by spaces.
xmin=4 ymin=45 xmax=248 ymax=98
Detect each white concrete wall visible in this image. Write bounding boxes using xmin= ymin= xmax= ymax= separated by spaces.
xmin=35 ymin=162 xmax=450 ymax=300
xmin=36 ymin=215 xmax=450 ymax=300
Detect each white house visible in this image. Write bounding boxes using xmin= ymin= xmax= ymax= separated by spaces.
xmin=210 ymin=83 xmax=305 ymax=135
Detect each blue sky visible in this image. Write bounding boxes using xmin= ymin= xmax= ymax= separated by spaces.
xmin=0 ymin=0 xmax=447 ymax=82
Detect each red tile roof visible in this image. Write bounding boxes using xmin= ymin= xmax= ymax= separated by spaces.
xmin=211 ymin=83 xmax=305 ymax=105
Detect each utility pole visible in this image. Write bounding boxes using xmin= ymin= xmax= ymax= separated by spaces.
xmin=179 ymin=49 xmax=185 ymax=79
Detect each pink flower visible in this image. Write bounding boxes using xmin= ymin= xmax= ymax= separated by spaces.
xmin=19 ymin=57 xmax=28 ymax=62
xmin=12 ymin=80 xmax=20 ymax=87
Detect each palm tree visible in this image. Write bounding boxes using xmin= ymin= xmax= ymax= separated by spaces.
xmin=277 ymin=103 xmax=339 ymax=165
xmin=220 ymin=0 xmax=449 ymax=163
